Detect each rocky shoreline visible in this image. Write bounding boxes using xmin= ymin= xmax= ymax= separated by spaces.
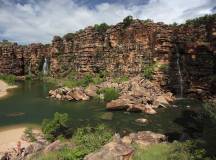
xmin=0 ymin=129 xmax=166 ymax=160
xmin=48 ymin=76 xmax=175 ymax=114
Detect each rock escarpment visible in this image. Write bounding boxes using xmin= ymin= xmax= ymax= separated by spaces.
xmin=0 ymin=15 xmax=216 ymax=98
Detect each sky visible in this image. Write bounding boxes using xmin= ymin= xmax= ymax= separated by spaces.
xmin=0 ymin=0 xmax=215 ymax=44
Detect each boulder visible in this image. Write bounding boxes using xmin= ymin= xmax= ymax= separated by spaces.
xmin=135 ymin=118 xmax=148 ymax=124
xmin=69 ymin=88 xmax=89 ymax=101
xmin=127 ymin=131 xmax=166 ymax=148
xmin=106 ymin=98 xmax=133 ymax=110
xmin=44 ymin=140 xmax=64 ymax=153
xmin=155 ymin=95 xmax=169 ymax=107
xmin=143 ymin=105 xmax=157 ymax=114
xmin=85 ymin=84 xmax=98 ymax=97
xmin=84 ymin=140 xmax=134 ymax=160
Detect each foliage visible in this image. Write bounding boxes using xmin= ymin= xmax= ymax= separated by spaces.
xmin=133 ymin=143 xmax=171 ymax=160
xmin=97 ymin=87 xmax=120 ymax=102
xmin=41 ymin=112 xmax=71 ymax=142
xmin=24 ymin=127 xmax=36 ymax=142
xmin=142 ymin=19 xmax=154 ymax=24
xmin=73 ymin=124 xmax=113 ymax=155
xmin=203 ymin=102 xmax=216 ymax=122
xmin=94 ymin=23 xmax=109 ymax=34
xmin=31 ymin=124 xmax=113 ymax=160
xmin=0 ymin=40 xmax=13 ymax=45
xmin=159 ymin=63 xmax=169 ymax=72
xmin=63 ymin=33 xmax=74 ymax=41
xmin=0 ymin=74 xmax=16 ymax=85
xmin=123 ymin=15 xmax=133 ymax=28
xmin=113 ymin=75 xmax=129 ymax=83
xmin=168 ymin=141 xmax=209 ymax=160
xmin=185 ymin=14 xmax=216 ymax=27
xmin=133 ymin=141 xmax=212 ymax=160
xmin=142 ymin=63 xmax=157 ymax=79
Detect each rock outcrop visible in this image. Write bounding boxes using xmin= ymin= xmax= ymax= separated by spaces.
xmin=0 ymin=15 xmax=216 ymax=98
xmin=84 ymin=131 xmax=166 ymax=160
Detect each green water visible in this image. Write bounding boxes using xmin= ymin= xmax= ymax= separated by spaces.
xmin=0 ymin=81 xmax=203 ymax=136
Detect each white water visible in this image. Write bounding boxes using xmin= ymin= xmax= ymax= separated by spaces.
xmin=42 ymin=58 xmax=48 ymax=75
xmin=176 ymin=45 xmax=183 ymax=97
xmin=28 ymin=62 xmax=32 ymax=76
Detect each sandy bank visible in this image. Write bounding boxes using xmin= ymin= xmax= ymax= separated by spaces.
xmin=0 ymin=125 xmax=40 ymax=153
xmin=0 ymin=80 xmax=17 ymax=99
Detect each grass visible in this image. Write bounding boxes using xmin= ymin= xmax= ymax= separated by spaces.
xmin=97 ymin=87 xmax=120 ymax=102
xmin=133 ymin=143 xmax=171 ymax=160
xmin=133 ymin=141 xmax=213 ymax=160
xmin=113 ymin=75 xmax=129 ymax=83
xmin=0 ymin=74 xmax=16 ymax=85
xmin=44 ymin=72 xmax=105 ymax=88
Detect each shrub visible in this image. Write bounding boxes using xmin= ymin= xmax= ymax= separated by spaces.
xmin=123 ymin=15 xmax=133 ymax=28
xmin=97 ymin=87 xmax=120 ymax=102
xmin=42 ymin=112 xmax=71 ymax=142
xmin=94 ymin=23 xmax=109 ymax=34
xmin=73 ymin=124 xmax=113 ymax=154
xmin=168 ymin=141 xmax=208 ymax=160
xmin=133 ymin=141 xmax=211 ymax=160
xmin=159 ymin=64 xmax=169 ymax=72
xmin=0 ymin=74 xmax=16 ymax=85
xmin=63 ymin=33 xmax=74 ymax=41
xmin=24 ymin=127 xmax=36 ymax=142
xmin=203 ymin=102 xmax=216 ymax=121
xmin=143 ymin=63 xmax=156 ymax=79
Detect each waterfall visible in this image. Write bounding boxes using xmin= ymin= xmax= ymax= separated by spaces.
xmin=42 ymin=58 xmax=48 ymax=75
xmin=28 ymin=62 xmax=32 ymax=76
xmin=176 ymin=45 xmax=183 ymax=97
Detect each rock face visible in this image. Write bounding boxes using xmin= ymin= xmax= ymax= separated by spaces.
xmin=0 ymin=16 xmax=215 ymax=98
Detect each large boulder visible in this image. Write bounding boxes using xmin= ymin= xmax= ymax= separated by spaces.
xmin=122 ymin=131 xmax=166 ymax=147
xmin=68 ymin=88 xmax=90 ymax=101
xmin=85 ymin=84 xmax=98 ymax=97
xmin=84 ymin=140 xmax=134 ymax=160
xmin=106 ymin=98 xmax=133 ymax=110
xmin=44 ymin=140 xmax=64 ymax=153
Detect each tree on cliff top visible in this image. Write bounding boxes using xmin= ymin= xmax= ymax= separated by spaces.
xmin=123 ymin=15 xmax=133 ymax=28
xmin=94 ymin=23 xmax=109 ymax=34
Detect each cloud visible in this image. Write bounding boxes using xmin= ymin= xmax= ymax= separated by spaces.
xmin=0 ymin=0 xmax=215 ymax=44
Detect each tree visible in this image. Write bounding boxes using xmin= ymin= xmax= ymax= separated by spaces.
xmin=94 ymin=23 xmax=109 ymax=34
xmin=123 ymin=15 xmax=133 ymax=28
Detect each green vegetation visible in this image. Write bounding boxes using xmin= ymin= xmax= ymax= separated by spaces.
xmin=94 ymin=23 xmax=109 ymax=34
xmin=123 ymin=15 xmax=133 ymax=28
xmin=113 ymin=75 xmax=129 ymax=83
xmin=44 ymin=71 xmax=106 ymax=88
xmin=133 ymin=141 xmax=212 ymax=160
xmin=42 ymin=112 xmax=71 ymax=142
xmin=63 ymin=33 xmax=75 ymax=41
xmin=73 ymin=124 xmax=113 ymax=154
xmin=142 ymin=63 xmax=157 ymax=79
xmin=133 ymin=143 xmax=171 ymax=160
xmin=159 ymin=63 xmax=169 ymax=72
xmin=203 ymin=102 xmax=216 ymax=122
xmin=97 ymin=87 xmax=120 ymax=101
xmin=0 ymin=40 xmax=13 ymax=45
xmin=0 ymin=74 xmax=16 ymax=85
xmin=31 ymin=124 xmax=113 ymax=160
xmin=24 ymin=127 xmax=36 ymax=142
xmin=185 ymin=14 xmax=216 ymax=27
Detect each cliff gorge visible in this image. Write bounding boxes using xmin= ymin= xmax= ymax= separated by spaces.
xmin=0 ymin=15 xmax=215 ymax=98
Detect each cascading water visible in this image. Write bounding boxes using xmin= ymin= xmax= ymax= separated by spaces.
xmin=42 ymin=58 xmax=48 ymax=75
xmin=176 ymin=45 xmax=183 ymax=97
xmin=28 ymin=62 xmax=32 ymax=76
